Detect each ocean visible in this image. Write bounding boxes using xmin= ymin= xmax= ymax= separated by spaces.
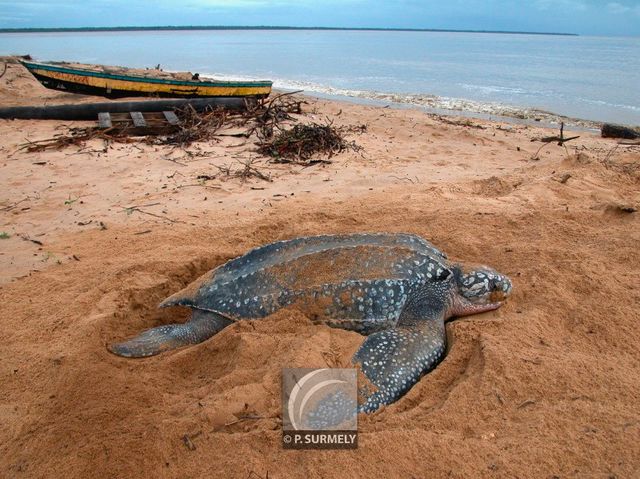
xmin=1 ymin=29 xmax=639 ymax=126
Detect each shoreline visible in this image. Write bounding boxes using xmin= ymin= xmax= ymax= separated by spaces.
xmin=193 ymin=70 xmax=624 ymax=130
xmin=291 ymin=89 xmax=602 ymax=132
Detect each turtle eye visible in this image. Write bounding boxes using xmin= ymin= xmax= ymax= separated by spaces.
xmin=437 ymin=268 xmax=451 ymax=281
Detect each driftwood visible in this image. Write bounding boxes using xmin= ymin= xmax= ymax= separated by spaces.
xmin=601 ymin=123 xmax=640 ymax=140
xmin=530 ymin=122 xmax=580 ymax=160
xmin=0 ymin=97 xmax=246 ymax=120
xmin=538 ymin=122 xmax=579 ymax=145
xmin=15 ymin=93 xmax=361 ymax=170
xmin=16 ymin=94 xmax=305 ymax=152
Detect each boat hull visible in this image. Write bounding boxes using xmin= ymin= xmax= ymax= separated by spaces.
xmin=21 ymin=61 xmax=272 ymax=99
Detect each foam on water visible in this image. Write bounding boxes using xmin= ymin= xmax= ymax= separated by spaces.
xmin=201 ymin=71 xmax=600 ymax=128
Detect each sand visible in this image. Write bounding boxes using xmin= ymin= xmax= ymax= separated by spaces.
xmin=1 ymin=59 xmax=639 ymax=478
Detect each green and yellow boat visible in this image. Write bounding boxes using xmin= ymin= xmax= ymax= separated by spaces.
xmin=21 ymin=60 xmax=273 ymax=99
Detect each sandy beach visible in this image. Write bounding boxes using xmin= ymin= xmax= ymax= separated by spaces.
xmin=1 ymin=59 xmax=639 ymax=478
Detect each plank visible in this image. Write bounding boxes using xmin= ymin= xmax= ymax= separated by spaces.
xmin=162 ymin=111 xmax=179 ymax=125
xmin=130 ymin=111 xmax=146 ymax=128
xmin=98 ymin=112 xmax=112 ymax=129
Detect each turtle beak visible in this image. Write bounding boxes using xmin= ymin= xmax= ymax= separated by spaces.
xmin=453 ymin=269 xmax=512 ymax=317
xmin=451 ymin=295 xmax=503 ymax=317
xmin=489 ymin=289 xmax=509 ymax=303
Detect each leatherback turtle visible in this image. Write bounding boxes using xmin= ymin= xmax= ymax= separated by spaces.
xmin=110 ymin=233 xmax=512 ymax=413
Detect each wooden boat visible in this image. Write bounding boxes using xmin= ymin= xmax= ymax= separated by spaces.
xmin=21 ymin=60 xmax=273 ymax=99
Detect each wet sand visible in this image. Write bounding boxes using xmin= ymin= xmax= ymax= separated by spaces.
xmin=1 ymin=59 xmax=639 ymax=478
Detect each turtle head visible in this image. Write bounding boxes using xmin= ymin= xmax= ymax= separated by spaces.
xmin=449 ymin=264 xmax=512 ymax=317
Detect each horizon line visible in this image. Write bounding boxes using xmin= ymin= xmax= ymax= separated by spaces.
xmin=0 ymin=25 xmax=579 ymax=36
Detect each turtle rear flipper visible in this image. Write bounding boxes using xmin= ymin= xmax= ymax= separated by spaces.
xmin=109 ymin=309 xmax=232 ymax=358
xmin=352 ymin=320 xmax=445 ymax=413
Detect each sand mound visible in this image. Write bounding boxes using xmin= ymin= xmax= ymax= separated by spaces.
xmin=472 ymin=175 xmax=521 ymax=197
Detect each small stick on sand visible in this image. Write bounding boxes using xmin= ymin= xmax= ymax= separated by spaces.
xmin=530 ymin=123 xmax=579 ymax=161
xmin=122 ymin=204 xmax=184 ymax=224
xmin=18 ymin=234 xmax=43 ymax=246
xmin=182 ymin=431 xmax=201 ymax=451
xmin=0 ymin=195 xmax=38 ymax=212
xmin=517 ymin=399 xmax=537 ymax=409
xmin=174 ymin=183 xmax=222 ymax=190
xmin=124 ymin=202 xmax=161 ymax=210
xmin=162 ymin=156 xmax=188 ymax=166
xmin=224 ymin=415 xmax=266 ymax=427
xmin=538 ymin=122 xmax=580 ymax=145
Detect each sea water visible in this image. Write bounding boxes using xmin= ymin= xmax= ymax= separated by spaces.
xmin=0 ymin=29 xmax=638 ymax=125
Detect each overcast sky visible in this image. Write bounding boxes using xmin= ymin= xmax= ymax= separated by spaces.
xmin=0 ymin=0 xmax=639 ymax=36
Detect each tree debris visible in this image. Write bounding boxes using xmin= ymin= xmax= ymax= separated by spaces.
xmin=14 ymin=92 xmax=338 ymax=160
xmin=537 ymin=123 xmax=580 ymax=145
xmin=19 ymin=234 xmax=43 ymax=246
xmin=212 ymin=158 xmax=272 ymax=182
xmin=531 ymin=122 xmax=580 ymax=160
xmin=15 ymin=93 xmax=362 ymax=185
xmin=162 ymin=104 xmax=227 ymax=147
xmin=257 ymin=122 xmax=359 ymax=165
xmin=0 ymin=194 xmax=39 ymax=212
xmin=436 ymin=115 xmax=486 ymax=129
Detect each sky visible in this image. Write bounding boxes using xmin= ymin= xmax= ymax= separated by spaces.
xmin=0 ymin=0 xmax=639 ymax=36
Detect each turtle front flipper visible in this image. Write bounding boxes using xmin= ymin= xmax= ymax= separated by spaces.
xmin=109 ymin=309 xmax=233 ymax=358
xmin=352 ymin=320 xmax=445 ymax=413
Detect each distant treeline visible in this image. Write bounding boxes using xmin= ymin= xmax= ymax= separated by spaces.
xmin=0 ymin=26 xmax=578 ymax=36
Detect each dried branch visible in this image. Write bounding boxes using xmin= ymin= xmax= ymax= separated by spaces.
xmin=257 ymin=122 xmax=360 ymax=165
xmin=537 ymin=123 xmax=580 ymax=145
xmin=211 ymin=158 xmax=272 ymax=183
xmin=15 ymin=93 xmax=363 ymax=171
